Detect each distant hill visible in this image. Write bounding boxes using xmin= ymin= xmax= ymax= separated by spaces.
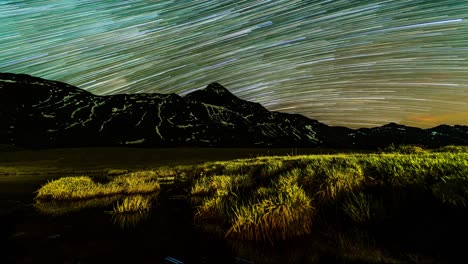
xmin=1 ymin=73 xmax=467 ymax=149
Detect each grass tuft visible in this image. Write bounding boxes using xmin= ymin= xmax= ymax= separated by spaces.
xmin=113 ymin=195 xmax=152 ymax=213
xmin=226 ymin=183 xmax=314 ymax=242
xmin=35 ymin=170 xmax=160 ymax=201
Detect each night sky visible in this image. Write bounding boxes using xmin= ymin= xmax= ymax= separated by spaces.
xmin=1 ymin=0 xmax=467 ymax=128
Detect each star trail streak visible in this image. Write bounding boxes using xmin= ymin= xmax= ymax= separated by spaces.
xmin=1 ymin=0 xmax=467 ymax=128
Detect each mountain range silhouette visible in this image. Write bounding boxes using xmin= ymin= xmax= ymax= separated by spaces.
xmin=1 ymin=73 xmax=467 ymax=149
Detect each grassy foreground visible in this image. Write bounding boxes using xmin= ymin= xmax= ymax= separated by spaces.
xmin=33 ymin=145 xmax=468 ymax=244
xmin=189 ymin=145 xmax=468 ymax=243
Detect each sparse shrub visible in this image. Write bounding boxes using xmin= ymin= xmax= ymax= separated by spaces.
xmin=113 ymin=195 xmax=152 ymax=213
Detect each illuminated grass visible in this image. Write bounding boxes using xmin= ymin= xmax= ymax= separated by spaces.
xmin=226 ymin=183 xmax=314 ymax=242
xmin=113 ymin=195 xmax=152 ymax=213
xmin=35 ymin=170 xmax=160 ymax=200
xmin=30 ymin=146 xmax=468 ymax=243
xmin=189 ymin=148 xmax=468 ymax=242
xmin=193 ymin=174 xmax=252 ymax=221
xmin=192 ymin=172 xmax=315 ymax=242
xmin=304 ymin=157 xmax=365 ymax=200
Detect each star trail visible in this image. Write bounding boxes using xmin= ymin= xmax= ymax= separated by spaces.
xmin=1 ymin=0 xmax=467 ymax=128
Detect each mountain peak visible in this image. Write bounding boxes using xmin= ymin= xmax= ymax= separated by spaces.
xmin=184 ymin=82 xmax=238 ymax=103
xmin=382 ymin=122 xmax=405 ymax=128
xmin=204 ymin=82 xmax=233 ymax=95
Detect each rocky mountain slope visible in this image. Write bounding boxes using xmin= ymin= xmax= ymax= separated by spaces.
xmin=1 ymin=73 xmax=467 ymax=149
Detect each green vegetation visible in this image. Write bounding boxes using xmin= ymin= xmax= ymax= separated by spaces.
xmin=113 ymin=194 xmax=153 ymax=213
xmin=34 ymin=170 xmax=160 ymax=221
xmin=188 ymin=146 xmax=468 ymax=243
xmin=226 ymin=180 xmax=314 ymax=242
xmin=29 ymin=145 xmax=468 ymax=248
xmin=35 ymin=171 xmax=160 ymax=200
